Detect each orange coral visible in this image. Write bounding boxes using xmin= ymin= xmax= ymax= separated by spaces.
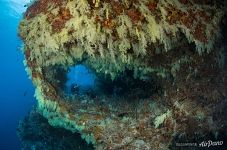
xmin=147 ymin=1 xmax=158 ymax=12
xmin=111 ymin=1 xmax=124 ymax=15
xmin=192 ymin=23 xmax=207 ymax=43
xmin=25 ymin=0 xmax=65 ymax=19
xmin=50 ymin=8 xmax=72 ymax=32
xmin=126 ymin=9 xmax=145 ymax=24
xmin=102 ymin=18 xmax=115 ymax=29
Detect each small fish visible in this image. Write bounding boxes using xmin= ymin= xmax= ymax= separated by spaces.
xmin=23 ymin=91 xmax=28 ymax=96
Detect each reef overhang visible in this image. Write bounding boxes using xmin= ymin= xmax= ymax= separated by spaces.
xmin=19 ymin=0 xmax=227 ymax=149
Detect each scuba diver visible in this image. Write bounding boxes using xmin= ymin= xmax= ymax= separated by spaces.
xmin=70 ymin=83 xmax=79 ymax=95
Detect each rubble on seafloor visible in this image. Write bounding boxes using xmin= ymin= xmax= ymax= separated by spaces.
xmin=18 ymin=0 xmax=227 ymax=149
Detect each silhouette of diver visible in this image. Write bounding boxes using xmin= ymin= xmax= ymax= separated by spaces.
xmin=70 ymin=83 xmax=79 ymax=94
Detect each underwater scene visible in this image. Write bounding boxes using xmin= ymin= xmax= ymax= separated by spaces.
xmin=1 ymin=0 xmax=227 ymax=149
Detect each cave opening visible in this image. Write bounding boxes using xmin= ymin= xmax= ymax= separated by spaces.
xmin=44 ymin=63 xmax=160 ymax=106
xmin=95 ymin=69 xmax=160 ymax=99
xmin=65 ymin=65 xmax=96 ymax=96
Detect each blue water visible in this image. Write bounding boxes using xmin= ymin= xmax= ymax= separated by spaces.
xmin=66 ymin=65 xmax=96 ymax=94
xmin=0 ymin=0 xmax=35 ymax=149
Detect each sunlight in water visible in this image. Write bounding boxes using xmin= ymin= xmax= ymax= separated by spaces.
xmin=5 ymin=0 xmax=31 ymax=17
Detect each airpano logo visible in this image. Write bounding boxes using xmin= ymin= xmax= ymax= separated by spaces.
xmin=175 ymin=140 xmax=224 ymax=148
xmin=199 ymin=140 xmax=223 ymax=148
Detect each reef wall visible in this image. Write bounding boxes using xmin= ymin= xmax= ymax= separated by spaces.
xmin=19 ymin=0 xmax=227 ymax=149
xmin=17 ymin=108 xmax=94 ymax=150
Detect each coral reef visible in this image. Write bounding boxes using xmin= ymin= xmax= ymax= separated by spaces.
xmin=17 ymin=107 xmax=94 ymax=150
xmin=18 ymin=0 xmax=227 ymax=149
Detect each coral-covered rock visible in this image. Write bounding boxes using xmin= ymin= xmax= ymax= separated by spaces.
xmin=17 ymin=108 xmax=94 ymax=150
xmin=18 ymin=0 xmax=227 ymax=149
